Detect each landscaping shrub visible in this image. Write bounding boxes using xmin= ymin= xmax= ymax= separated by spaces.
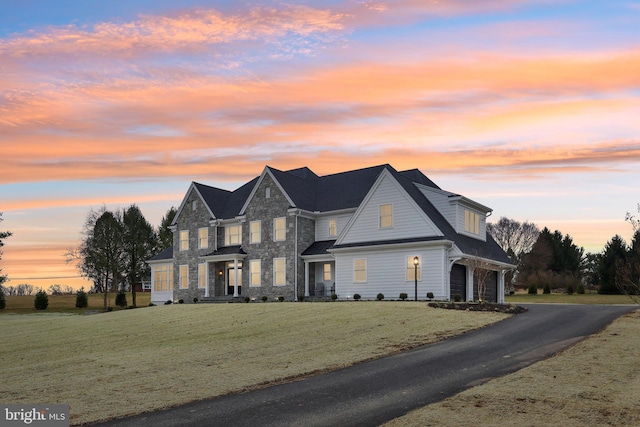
xmin=527 ymin=284 xmax=538 ymax=294
xmin=178 ymin=299 xmax=184 ymax=304
xmin=353 ymin=293 xmax=361 ymax=301
xmin=376 ymin=293 xmax=384 ymax=301
xmin=399 ymin=292 xmax=408 ymax=301
xmin=0 ymin=287 xmax=6 ymax=310
xmin=261 ymin=296 xmax=268 ymax=302
xmin=543 ymin=283 xmax=551 ymax=294
xmin=277 ymin=296 xmax=284 ymax=302
xmin=331 ymin=293 xmax=338 ymax=300
xmin=452 ymin=294 xmax=462 ymax=302
xmin=298 ymin=295 xmax=305 ymax=302
xmin=244 ymin=296 xmax=250 ymax=303
xmin=566 ymin=285 xmax=574 ymax=295
xmin=115 ymin=291 xmax=128 ymax=308
xmin=149 ymin=302 xmax=156 ymax=307
xmin=577 ymin=284 xmax=585 ymax=294
xmin=34 ymin=290 xmax=48 ymax=310
xmin=75 ymin=290 xmax=88 ymax=308
xmin=164 ymin=300 xmax=172 ymax=305
xmin=193 ymin=297 xmax=199 ymax=303
xmin=426 ymin=292 xmax=434 ymax=300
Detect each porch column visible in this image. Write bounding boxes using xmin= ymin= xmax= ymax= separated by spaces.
xmin=304 ymin=261 xmax=310 ymax=297
xmin=466 ymin=265 xmax=475 ymax=302
xmin=204 ymin=262 xmax=210 ymax=298
xmin=498 ymin=270 xmax=506 ymax=304
xmin=233 ymin=258 xmax=239 ymax=297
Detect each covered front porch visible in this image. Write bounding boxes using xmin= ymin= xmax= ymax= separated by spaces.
xmin=200 ymin=246 xmax=247 ymax=298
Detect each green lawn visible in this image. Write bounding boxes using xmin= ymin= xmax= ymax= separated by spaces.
xmin=506 ymin=291 xmax=636 ymax=305
xmin=1 ymin=292 xmax=151 ymax=314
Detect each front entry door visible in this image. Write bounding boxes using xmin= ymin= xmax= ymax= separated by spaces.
xmin=227 ymin=267 xmax=242 ymax=295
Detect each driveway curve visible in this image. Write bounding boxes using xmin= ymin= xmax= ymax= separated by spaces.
xmin=92 ymin=304 xmax=637 ymax=427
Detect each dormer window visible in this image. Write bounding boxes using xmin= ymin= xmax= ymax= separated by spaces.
xmin=464 ymin=209 xmax=480 ymax=235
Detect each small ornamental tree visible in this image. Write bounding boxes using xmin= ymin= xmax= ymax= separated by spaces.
xmin=34 ymin=290 xmax=49 ymax=310
xmin=115 ymin=290 xmax=128 ymax=307
xmin=399 ymin=292 xmax=408 ymax=301
xmin=75 ymin=289 xmax=88 ymax=308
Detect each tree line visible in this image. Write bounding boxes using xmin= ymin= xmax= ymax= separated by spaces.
xmin=66 ymin=205 xmax=176 ymax=311
xmin=488 ymin=208 xmax=640 ymax=296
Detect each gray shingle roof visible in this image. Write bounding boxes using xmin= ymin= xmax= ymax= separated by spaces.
xmin=147 ymin=246 xmax=173 ymax=261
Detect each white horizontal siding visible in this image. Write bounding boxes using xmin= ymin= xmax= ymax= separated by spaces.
xmin=334 ymin=246 xmax=448 ymax=300
xmin=340 ymin=174 xmax=440 ymax=245
xmin=419 ymin=186 xmax=456 ymax=229
xmin=315 ymin=213 xmax=353 ymax=241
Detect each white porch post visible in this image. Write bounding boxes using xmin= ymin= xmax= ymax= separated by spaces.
xmin=466 ymin=265 xmax=475 ymax=302
xmin=304 ymin=261 xmax=310 ymax=297
xmin=233 ymin=258 xmax=239 ymax=297
xmin=204 ymin=262 xmax=210 ymax=298
xmin=498 ymin=270 xmax=506 ymax=304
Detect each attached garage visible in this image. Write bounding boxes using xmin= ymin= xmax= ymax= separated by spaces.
xmin=450 ymin=264 xmax=467 ymax=301
xmin=473 ymin=270 xmax=498 ymax=303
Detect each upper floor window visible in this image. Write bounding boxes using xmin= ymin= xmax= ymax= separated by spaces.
xmin=379 ymin=204 xmax=393 ymax=229
xmin=354 ymin=259 xmax=367 ymax=283
xmin=274 ymin=217 xmax=286 ymax=241
xmin=274 ymin=258 xmax=286 ymax=286
xmin=179 ymin=230 xmax=189 ymax=251
xmin=328 ymin=218 xmax=337 ymax=237
xmin=225 ymin=224 xmax=242 ymax=246
xmin=464 ymin=210 xmax=480 ymax=235
xmin=198 ymin=227 xmax=208 ymax=249
xmin=250 ymin=220 xmax=261 ymax=244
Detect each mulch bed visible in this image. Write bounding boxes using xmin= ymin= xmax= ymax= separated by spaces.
xmin=428 ymin=301 xmax=527 ymax=314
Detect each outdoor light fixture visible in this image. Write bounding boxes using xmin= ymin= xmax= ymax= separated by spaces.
xmin=218 ymin=269 xmax=223 ymax=276
xmin=413 ymin=256 xmax=420 ymax=302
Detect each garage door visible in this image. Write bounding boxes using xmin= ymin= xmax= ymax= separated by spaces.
xmin=473 ymin=271 xmax=498 ymax=303
xmin=450 ymin=264 xmax=466 ymax=301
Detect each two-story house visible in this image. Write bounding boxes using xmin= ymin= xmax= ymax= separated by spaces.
xmin=147 ymin=164 xmax=514 ymax=304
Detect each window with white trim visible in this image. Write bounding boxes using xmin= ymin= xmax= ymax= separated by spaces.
xmin=273 ymin=217 xmax=286 ymax=241
xmin=250 ymin=260 xmax=261 ymax=287
xmin=354 ymin=259 xmax=367 ymax=283
xmin=225 ymin=224 xmax=242 ymax=246
xmin=379 ymin=204 xmax=393 ymax=228
xmin=250 ymin=220 xmax=261 ymax=244
xmin=406 ymin=256 xmax=421 ymax=281
xmin=179 ymin=230 xmax=189 ymax=251
xmin=323 ymin=263 xmax=332 ymax=282
xmin=198 ymin=263 xmax=207 ymax=289
xmin=274 ymin=258 xmax=286 ymax=286
xmin=464 ymin=209 xmax=480 ymax=235
xmin=328 ymin=218 xmax=337 ymax=237
xmin=179 ymin=264 xmax=189 ymax=289
xmin=153 ymin=265 xmax=173 ymax=292
xmin=198 ymin=227 xmax=208 ymax=249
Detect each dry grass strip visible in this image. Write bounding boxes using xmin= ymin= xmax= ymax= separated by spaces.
xmin=0 ymin=302 xmax=508 ymax=425
xmin=384 ymin=310 xmax=640 ymax=427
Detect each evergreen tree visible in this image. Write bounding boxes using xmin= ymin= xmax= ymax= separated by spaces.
xmin=34 ymin=290 xmax=49 ymax=310
xmin=598 ymin=235 xmax=627 ymax=294
xmin=158 ymin=207 xmax=177 ymax=250
xmin=122 ymin=205 xmax=156 ymax=308
xmin=75 ymin=289 xmax=88 ymax=308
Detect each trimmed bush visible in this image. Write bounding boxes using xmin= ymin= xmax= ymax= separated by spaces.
xmin=577 ymin=284 xmax=585 ymax=294
xmin=399 ymin=292 xmax=408 ymax=301
xmin=298 ymin=295 xmax=305 ymax=302
xmin=543 ymin=283 xmax=551 ymax=294
xmin=376 ymin=293 xmax=384 ymax=301
xmin=331 ymin=293 xmax=338 ymax=300
xmin=566 ymin=285 xmax=574 ymax=295
xmin=261 ymin=295 xmax=268 ymax=302
xmin=178 ymin=299 xmax=185 ymax=304
xmin=75 ymin=290 xmax=88 ymax=308
xmin=426 ymin=292 xmax=434 ymax=300
xmin=115 ymin=291 xmax=128 ymax=308
xmin=353 ymin=293 xmax=361 ymax=301
xmin=244 ymin=296 xmax=250 ymax=303
xmin=193 ymin=297 xmax=199 ymax=303
xmin=452 ymin=294 xmax=462 ymax=302
xmin=528 ymin=284 xmax=538 ymax=295
xmin=34 ymin=290 xmax=49 ymax=310
xmin=164 ymin=300 xmax=172 ymax=305
xmin=277 ymin=296 xmax=284 ymax=302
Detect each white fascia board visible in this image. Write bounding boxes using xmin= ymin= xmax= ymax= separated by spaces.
xmin=449 ymin=195 xmax=492 ymax=214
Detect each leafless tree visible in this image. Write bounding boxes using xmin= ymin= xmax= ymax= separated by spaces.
xmin=487 ymin=217 xmax=540 ymax=264
xmin=467 ymin=256 xmax=494 ymax=302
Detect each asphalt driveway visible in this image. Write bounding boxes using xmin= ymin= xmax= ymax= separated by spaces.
xmin=92 ymin=303 xmax=637 ymax=427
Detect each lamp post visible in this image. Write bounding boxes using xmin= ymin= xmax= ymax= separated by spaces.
xmin=413 ymin=256 xmax=420 ymax=301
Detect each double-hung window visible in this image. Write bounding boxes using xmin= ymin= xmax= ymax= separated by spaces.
xmin=273 ymin=217 xmax=286 ymax=241
xmin=179 ymin=230 xmax=189 ymax=251
xmin=250 ymin=220 xmax=261 ymax=244
xmin=198 ymin=263 xmax=207 ymax=289
xmin=328 ymin=218 xmax=337 ymax=237
xmin=179 ymin=265 xmax=189 ymax=289
xmin=464 ymin=210 xmax=480 ymax=235
xmin=198 ymin=227 xmax=208 ymax=249
xmin=225 ymin=224 xmax=242 ymax=246
xmin=379 ymin=204 xmax=393 ymax=228
xmin=354 ymin=259 xmax=367 ymax=283
xmin=274 ymin=258 xmax=286 ymax=286
xmin=153 ymin=265 xmax=173 ymax=292
xmin=250 ymin=260 xmax=261 ymax=287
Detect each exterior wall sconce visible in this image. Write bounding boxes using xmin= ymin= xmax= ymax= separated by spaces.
xmin=218 ymin=269 xmax=223 ymax=276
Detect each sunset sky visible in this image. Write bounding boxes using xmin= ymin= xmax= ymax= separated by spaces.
xmin=1 ymin=0 xmax=639 ymax=291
